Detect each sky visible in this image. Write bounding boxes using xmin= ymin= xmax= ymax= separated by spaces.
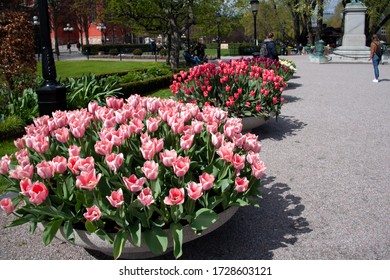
xmin=325 ymin=0 xmax=341 ymax=13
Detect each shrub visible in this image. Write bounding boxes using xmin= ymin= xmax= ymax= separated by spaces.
xmin=109 ymin=48 xmax=119 ymax=56
xmin=0 ymin=115 xmax=25 ymax=140
xmin=0 ymin=88 xmax=39 ymax=124
xmin=159 ymin=49 xmax=168 ymax=56
xmin=133 ymin=49 xmax=143 ymax=56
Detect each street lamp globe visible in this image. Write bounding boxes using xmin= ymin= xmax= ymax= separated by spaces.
xmin=250 ymin=0 xmax=259 ymax=15
xmin=33 ymin=16 xmax=39 ymax=26
xmin=63 ymin=23 xmax=74 ymax=53
xmin=96 ymin=23 xmax=107 ymax=45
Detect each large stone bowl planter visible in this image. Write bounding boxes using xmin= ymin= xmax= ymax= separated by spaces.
xmin=39 ymin=206 xmax=238 ymax=259
xmin=241 ymin=113 xmax=275 ymax=132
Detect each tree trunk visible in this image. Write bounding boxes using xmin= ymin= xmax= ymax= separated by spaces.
xmin=315 ymin=0 xmax=324 ymax=41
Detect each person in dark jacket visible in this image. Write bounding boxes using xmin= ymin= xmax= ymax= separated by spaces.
xmin=262 ymin=32 xmax=279 ymax=61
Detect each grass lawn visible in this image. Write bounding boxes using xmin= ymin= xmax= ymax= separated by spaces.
xmin=148 ymin=88 xmax=174 ymax=99
xmin=37 ymin=60 xmax=165 ymax=79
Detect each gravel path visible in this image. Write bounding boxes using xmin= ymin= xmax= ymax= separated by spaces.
xmin=1 ymin=55 xmax=389 ymax=260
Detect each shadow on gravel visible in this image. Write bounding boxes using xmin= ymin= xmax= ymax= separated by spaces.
xmin=285 ymin=82 xmax=302 ymax=90
xmin=86 ymin=176 xmax=311 ymax=260
xmin=253 ymin=115 xmax=307 ymax=141
xmin=282 ymin=94 xmax=301 ymax=103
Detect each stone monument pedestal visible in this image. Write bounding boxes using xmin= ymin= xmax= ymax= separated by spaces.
xmin=330 ymin=2 xmax=370 ymax=63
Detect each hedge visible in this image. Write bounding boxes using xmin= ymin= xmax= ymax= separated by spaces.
xmin=117 ymin=74 xmax=173 ymax=97
xmin=82 ymin=44 xmax=152 ymax=55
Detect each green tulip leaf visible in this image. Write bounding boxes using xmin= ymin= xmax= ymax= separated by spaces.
xmin=85 ymin=221 xmax=97 ymax=233
xmin=63 ymin=220 xmax=75 ymax=242
xmin=42 ymin=218 xmax=63 ymax=246
xmin=144 ymin=226 xmax=168 ymax=255
xmin=129 ymin=221 xmax=142 ymax=247
xmin=190 ymin=208 xmax=218 ymax=231
xmin=170 ymin=223 xmax=183 ymax=259
xmin=113 ymin=230 xmax=129 ymax=260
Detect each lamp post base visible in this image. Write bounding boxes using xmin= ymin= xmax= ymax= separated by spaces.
xmin=36 ymin=81 xmax=67 ymax=117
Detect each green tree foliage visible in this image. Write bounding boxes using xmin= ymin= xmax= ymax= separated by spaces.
xmin=104 ymin=0 xmax=223 ymax=68
xmin=361 ymin=0 xmax=390 ymax=36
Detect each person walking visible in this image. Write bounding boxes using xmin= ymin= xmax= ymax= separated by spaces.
xmin=368 ymin=34 xmax=382 ymax=83
xmin=261 ymin=32 xmax=279 ymax=61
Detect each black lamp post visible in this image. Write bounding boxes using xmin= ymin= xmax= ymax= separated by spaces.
xmin=250 ymin=0 xmax=259 ymax=52
xmin=97 ymin=23 xmax=107 ymax=45
xmin=36 ymin=0 xmax=67 ymax=117
xmin=63 ymin=23 xmax=73 ymax=54
xmin=217 ymin=13 xmax=221 ymax=59
xmin=33 ymin=16 xmax=41 ymax=62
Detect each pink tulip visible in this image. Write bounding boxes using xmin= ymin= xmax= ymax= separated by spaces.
xmin=186 ymin=182 xmax=203 ymax=200
xmin=232 ymin=153 xmax=246 ymax=171
xmin=36 ymin=160 xmax=55 ymax=179
xmin=52 ymin=110 xmax=68 ymax=128
xmin=180 ymin=134 xmax=194 ymax=150
xmin=170 ymin=116 xmax=184 ymax=134
xmin=94 ymin=139 xmax=113 ymax=156
xmin=246 ymin=151 xmax=260 ymax=165
xmin=106 ymin=96 xmax=124 ymax=109
xmin=153 ymin=138 xmax=164 ymax=153
xmin=206 ymin=121 xmax=219 ymax=134
xmin=129 ymin=118 xmax=144 ymax=134
xmin=9 ymin=164 xmax=34 ymax=179
xmin=88 ymin=101 xmax=98 ymax=114
xmin=32 ymin=135 xmax=50 ymax=154
xmin=68 ymin=145 xmax=81 ymax=157
xmin=123 ymin=174 xmax=146 ymax=192
xmin=106 ymin=188 xmax=124 ymax=208
xmin=235 ymin=176 xmax=249 ymax=193
xmin=0 ymin=155 xmax=11 ymax=175
xmin=83 ymin=205 xmax=101 ymax=222
xmin=232 ymin=133 xmax=246 ymax=148
xmin=164 ymin=188 xmax=185 ymax=205
xmin=141 ymin=141 xmax=156 ymax=160
xmin=76 ymin=169 xmax=102 ymax=190
xmin=216 ymin=142 xmax=235 ymax=163
xmin=109 ymin=129 xmax=125 ymax=146
xmin=211 ymin=132 xmax=224 ymax=148
xmin=138 ymin=187 xmax=155 ymax=207
xmin=28 ymin=181 xmax=49 ymax=205
xmin=14 ymin=138 xmax=24 ymax=149
xmin=77 ymin=157 xmax=95 ymax=173
xmin=105 ymin=153 xmax=123 ymax=173
xmin=115 ymin=110 xmax=128 ymax=125
xmin=20 ymin=178 xmax=32 ymax=196
xmin=159 ymin=150 xmax=177 ymax=167
xmin=14 ymin=149 xmax=29 ymax=166
xmin=199 ymin=172 xmax=215 ymax=191
xmin=69 ymin=119 xmax=87 ymax=138
xmin=103 ymin=114 xmax=116 ymax=128
xmin=53 ymin=127 xmax=69 ymax=143
xmin=172 ymin=156 xmax=190 ymax=177
xmin=0 ymin=198 xmax=14 ymax=214
xmin=141 ymin=160 xmax=159 ymax=180
xmin=243 ymin=133 xmax=261 ymax=153
xmin=67 ymin=156 xmax=80 ymax=174
xmin=251 ymin=160 xmax=266 ymax=179
xmin=191 ymin=120 xmax=204 ymax=134
xmin=133 ymin=107 xmax=146 ymax=120
xmin=146 ymin=117 xmax=161 ymax=133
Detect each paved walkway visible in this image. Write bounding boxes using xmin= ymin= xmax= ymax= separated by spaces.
xmin=1 ymin=55 xmax=389 ymax=260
